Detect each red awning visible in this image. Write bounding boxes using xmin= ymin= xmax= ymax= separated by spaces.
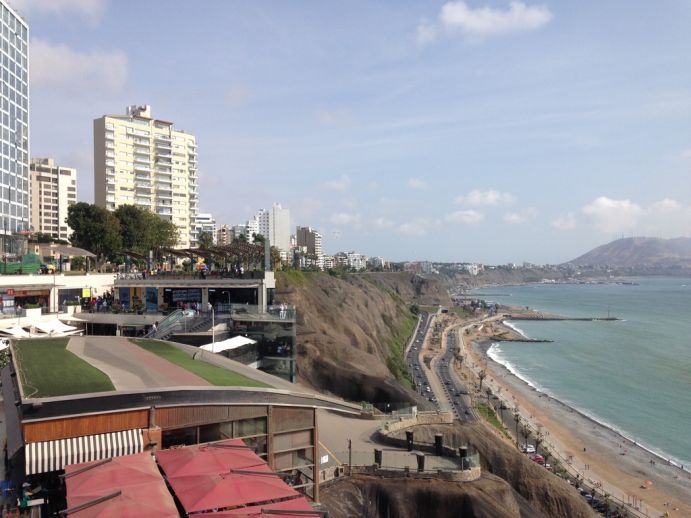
xmin=170 ymin=465 xmax=299 ymax=514
xmin=64 ymin=453 xmax=178 ymax=518
xmin=208 ymin=496 xmax=318 ymax=517
xmin=156 ymin=439 xmax=266 ymax=478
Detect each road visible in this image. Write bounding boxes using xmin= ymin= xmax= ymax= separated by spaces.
xmin=406 ymin=311 xmax=478 ymax=423
xmin=433 ymin=326 xmax=477 ymax=423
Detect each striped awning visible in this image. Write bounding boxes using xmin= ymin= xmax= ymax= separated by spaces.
xmin=25 ymin=429 xmax=144 ymax=475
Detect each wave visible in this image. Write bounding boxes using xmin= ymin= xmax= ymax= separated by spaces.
xmin=486 ymin=343 xmax=691 ymax=469
xmin=503 ymin=320 xmax=530 ymax=339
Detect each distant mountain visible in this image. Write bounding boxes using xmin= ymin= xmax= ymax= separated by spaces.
xmin=569 ymin=237 xmax=691 ymax=267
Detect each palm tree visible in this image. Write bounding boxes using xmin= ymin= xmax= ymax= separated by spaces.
xmin=513 ymin=411 xmax=521 ymax=445
xmin=535 ymin=431 xmax=544 ymax=453
xmin=521 ymin=425 xmax=531 ymax=449
xmin=478 ymin=369 xmax=486 ymax=391
xmin=485 ymin=387 xmax=492 ymax=408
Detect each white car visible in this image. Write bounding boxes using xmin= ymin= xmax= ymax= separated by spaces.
xmin=522 ymin=444 xmax=536 ymax=454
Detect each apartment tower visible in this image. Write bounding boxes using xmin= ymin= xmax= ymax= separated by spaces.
xmin=295 ymin=226 xmax=323 ymax=269
xmin=93 ymin=105 xmax=198 ymax=248
xmin=0 ymin=1 xmax=29 ymax=252
xmin=29 ymin=158 xmax=77 ymax=241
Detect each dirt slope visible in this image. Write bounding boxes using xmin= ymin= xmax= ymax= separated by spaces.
xmin=321 ymin=472 xmax=539 ymax=518
xmin=277 ymin=271 xmax=441 ymax=405
xmin=387 ymin=423 xmax=595 ymax=518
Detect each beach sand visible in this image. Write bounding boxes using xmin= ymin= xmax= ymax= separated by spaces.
xmin=459 ymin=318 xmax=691 ymax=518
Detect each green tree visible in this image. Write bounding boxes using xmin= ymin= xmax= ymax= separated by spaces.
xmin=114 ymin=205 xmax=178 ymax=254
xmin=67 ymin=203 xmax=122 ymax=264
xmin=478 ymin=369 xmax=487 ymax=391
xmin=197 ymin=231 xmax=214 ymax=249
xmin=252 ymin=233 xmax=265 ymax=244
xmin=31 ymin=232 xmax=54 ymax=243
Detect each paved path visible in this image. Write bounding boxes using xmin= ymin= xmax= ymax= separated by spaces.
xmin=67 ymin=336 xmax=211 ymax=390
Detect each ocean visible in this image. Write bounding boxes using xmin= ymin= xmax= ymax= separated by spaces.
xmin=473 ymin=277 xmax=691 ymax=467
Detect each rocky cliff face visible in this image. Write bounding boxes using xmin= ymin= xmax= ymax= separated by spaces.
xmin=276 ymin=271 xmax=447 ymax=405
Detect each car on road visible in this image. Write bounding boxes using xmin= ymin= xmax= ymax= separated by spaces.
xmin=522 ymin=444 xmax=536 ymax=453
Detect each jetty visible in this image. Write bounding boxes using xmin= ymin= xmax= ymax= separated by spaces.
xmin=506 ymin=315 xmax=620 ymax=322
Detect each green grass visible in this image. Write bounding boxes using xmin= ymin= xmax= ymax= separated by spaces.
xmin=276 ymin=269 xmax=324 ymax=289
xmin=476 ymin=402 xmax=512 ymax=439
xmin=15 ymin=338 xmax=115 ymax=398
xmin=384 ymin=311 xmax=417 ymax=387
xmin=131 ymin=339 xmax=270 ymax=388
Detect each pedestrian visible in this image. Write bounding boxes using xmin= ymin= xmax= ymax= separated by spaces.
xmin=152 ymin=321 xmax=158 ymax=334
xmin=207 ymin=302 xmax=212 ymax=313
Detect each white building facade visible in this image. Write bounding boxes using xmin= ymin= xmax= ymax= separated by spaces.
xmin=30 ymin=159 xmax=77 ymax=242
xmin=93 ymin=105 xmax=198 ymax=248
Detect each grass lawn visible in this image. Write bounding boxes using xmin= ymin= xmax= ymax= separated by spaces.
xmin=131 ymin=339 xmax=270 ymax=388
xmin=14 ymin=338 xmax=115 ymax=398
xmin=476 ymin=402 xmax=511 ymax=439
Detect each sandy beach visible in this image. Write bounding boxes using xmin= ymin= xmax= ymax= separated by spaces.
xmin=459 ymin=317 xmax=691 ymax=518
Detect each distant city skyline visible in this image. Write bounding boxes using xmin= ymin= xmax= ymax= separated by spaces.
xmin=19 ymin=0 xmax=691 ymax=263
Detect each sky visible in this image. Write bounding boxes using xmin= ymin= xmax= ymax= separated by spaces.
xmin=15 ymin=0 xmax=691 ymax=264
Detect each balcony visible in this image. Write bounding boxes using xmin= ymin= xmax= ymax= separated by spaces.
xmin=135 ymin=182 xmax=152 ymax=190
xmin=135 ymin=197 xmax=152 ymax=205
xmin=134 ymin=163 xmax=151 ymax=172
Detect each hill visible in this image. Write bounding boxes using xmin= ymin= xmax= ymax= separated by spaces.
xmin=569 ymin=237 xmax=691 ymax=268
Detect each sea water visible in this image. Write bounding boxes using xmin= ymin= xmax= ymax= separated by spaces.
xmin=473 ymin=278 xmax=691 ymax=467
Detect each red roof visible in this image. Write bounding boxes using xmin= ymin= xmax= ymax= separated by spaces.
xmin=170 ymin=466 xmax=299 ymax=514
xmin=156 ymin=440 xmax=303 ymax=514
xmin=156 ymin=439 xmax=266 ymax=478
xmin=64 ymin=453 xmax=178 ymax=518
xmin=209 ymin=496 xmax=318 ymax=517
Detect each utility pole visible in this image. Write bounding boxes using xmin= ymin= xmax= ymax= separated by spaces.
xmin=348 ymin=438 xmax=352 ymax=475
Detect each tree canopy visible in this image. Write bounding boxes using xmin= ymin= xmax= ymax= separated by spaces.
xmin=114 ymin=205 xmax=178 ymax=254
xmin=67 ymin=203 xmax=179 ymax=261
xmin=197 ymin=231 xmax=214 ymax=249
xmin=67 ymin=203 xmax=122 ymax=262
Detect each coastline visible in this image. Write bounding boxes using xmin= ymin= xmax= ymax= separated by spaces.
xmin=467 ymin=332 xmax=691 ymax=516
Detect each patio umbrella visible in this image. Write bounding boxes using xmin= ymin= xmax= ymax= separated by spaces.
xmin=208 ymin=496 xmax=318 ymax=517
xmin=156 ymin=440 xmax=267 ymax=478
xmin=66 ymin=455 xmax=162 ymax=500
xmin=170 ymin=466 xmax=299 ymax=514
xmin=67 ymin=481 xmax=179 ymax=518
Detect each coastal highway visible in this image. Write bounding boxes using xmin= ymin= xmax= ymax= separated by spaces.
xmin=434 ymin=327 xmax=477 ymax=423
xmin=407 ymin=311 xmax=478 ymax=422
xmin=406 ymin=312 xmax=436 ymax=404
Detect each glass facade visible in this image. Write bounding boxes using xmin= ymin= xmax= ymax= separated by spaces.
xmin=0 ymin=1 xmax=29 ymax=252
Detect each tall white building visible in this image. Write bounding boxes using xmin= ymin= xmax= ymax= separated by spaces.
xmin=194 ymin=212 xmax=216 ymax=246
xmin=30 ymin=159 xmax=77 ymax=242
xmin=93 ymin=105 xmax=198 ymax=248
xmin=254 ymin=203 xmax=290 ymax=253
xmin=0 ymin=1 xmax=29 ymax=252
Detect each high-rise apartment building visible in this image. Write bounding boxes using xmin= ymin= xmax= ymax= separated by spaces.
xmin=296 ymin=226 xmax=323 ymax=269
xmin=216 ymin=224 xmax=231 ymax=246
xmin=30 ymin=158 xmax=77 ymax=241
xmin=194 ymin=212 xmax=216 ymax=246
xmin=255 ymin=203 xmax=290 ymax=253
xmin=93 ymin=105 xmax=198 ymax=248
xmin=0 ymin=1 xmax=29 ymax=253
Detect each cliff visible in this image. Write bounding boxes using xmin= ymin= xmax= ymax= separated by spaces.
xmin=277 ymin=271 xmax=437 ymax=405
xmin=569 ymin=237 xmax=691 ymax=268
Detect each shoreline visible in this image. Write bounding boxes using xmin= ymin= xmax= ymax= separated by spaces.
xmin=467 ymin=333 xmax=691 ymax=516
xmin=494 ymin=317 xmax=689 ymax=471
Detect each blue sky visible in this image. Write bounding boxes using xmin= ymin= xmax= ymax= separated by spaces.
xmin=17 ymin=0 xmax=691 ymax=263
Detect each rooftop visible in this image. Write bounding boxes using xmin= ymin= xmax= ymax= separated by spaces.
xmin=12 ymin=336 xmax=270 ymax=399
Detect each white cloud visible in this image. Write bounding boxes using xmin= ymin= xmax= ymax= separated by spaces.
xmin=418 ymin=1 xmax=552 ymax=45
xmin=407 ymin=178 xmax=428 ymax=190
xmin=30 ymin=38 xmax=127 ymax=93
xmin=582 ymin=196 xmax=691 ymax=237
xmin=13 ymin=0 xmax=107 ymax=25
xmin=551 ymin=212 xmax=577 ymax=230
xmin=503 ymin=208 xmax=537 ymax=225
xmin=330 ymin=212 xmax=360 ymax=226
xmin=455 ymin=189 xmax=515 ymax=207
xmin=374 ymin=217 xmax=394 ymax=229
xmin=582 ymin=197 xmax=643 ymax=234
xmin=396 ymin=218 xmax=441 ymax=237
xmin=680 ymin=149 xmax=691 ymax=159
xmin=441 ymin=1 xmax=552 ymax=37
xmin=323 ymin=175 xmax=351 ymax=192
xmin=445 ymin=209 xmax=484 ymax=224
